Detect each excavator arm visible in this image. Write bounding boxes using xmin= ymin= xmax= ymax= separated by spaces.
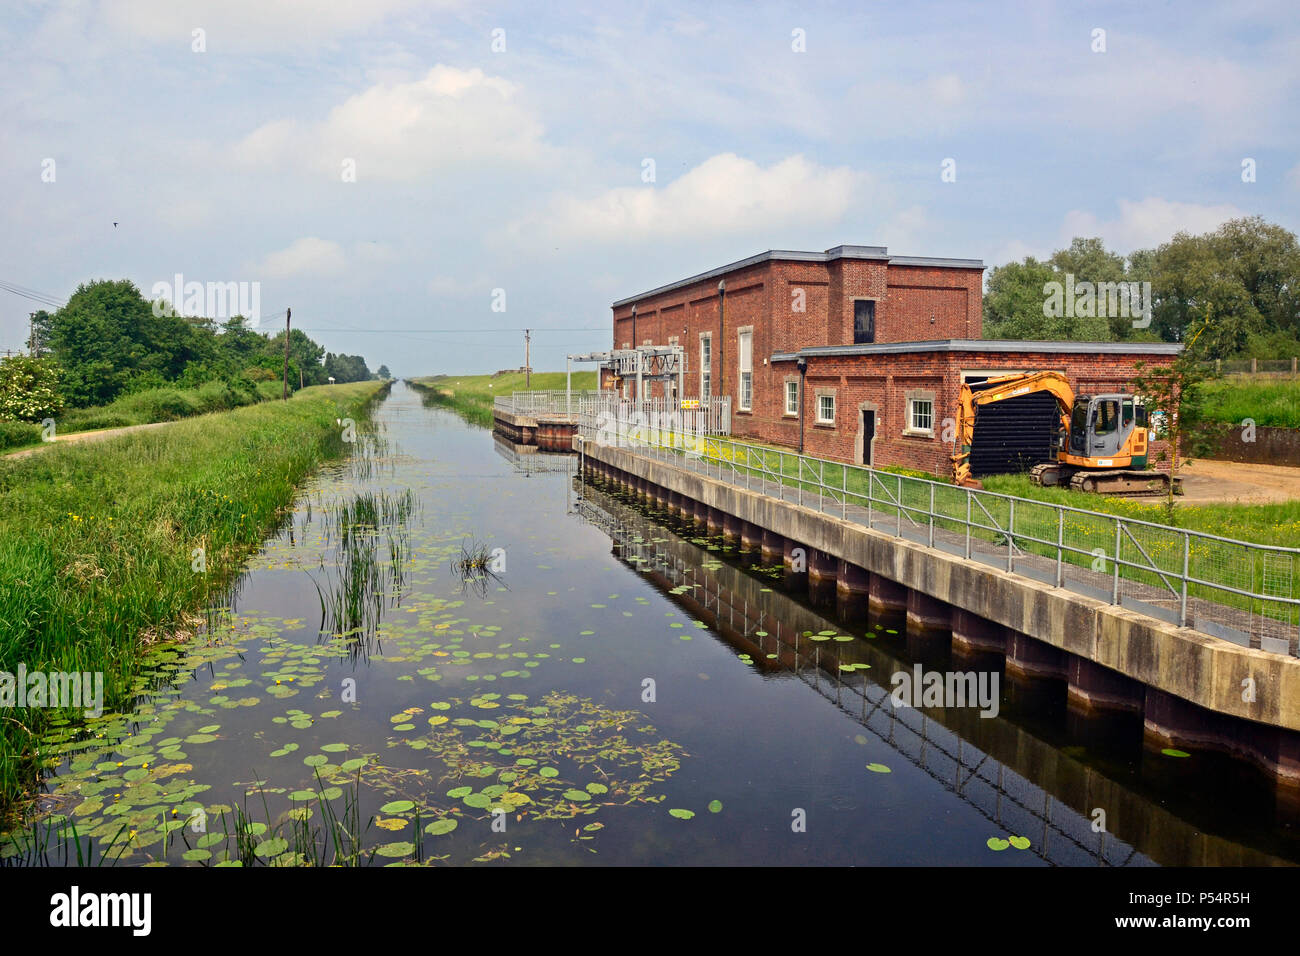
xmin=951 ymin=371 xmax=1074 ymax=486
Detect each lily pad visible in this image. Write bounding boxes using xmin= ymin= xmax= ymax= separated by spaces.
xmin=668 ymin=808 xmax=695 ymax=820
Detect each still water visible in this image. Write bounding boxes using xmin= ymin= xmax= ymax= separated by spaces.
xmin=6 ymin=382 xmax=1299 ymax=865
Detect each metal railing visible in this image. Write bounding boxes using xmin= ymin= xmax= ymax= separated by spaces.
xmin=576 ymin=417 xmax=1300 ymax=654
xmin=496 ymin=390 xmax=732 ymax=434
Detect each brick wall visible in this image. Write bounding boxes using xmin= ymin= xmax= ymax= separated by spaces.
xmin=742 ymin=350 xmax=1177 ymax=478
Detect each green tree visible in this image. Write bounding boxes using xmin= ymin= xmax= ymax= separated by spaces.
xmin=376 ymin=364 xmax=391 ymax=380
xmin=1130 ymin=312 xmax=1222 ymax=519
xmin=983 ymin=256 xmax=1112 ymax=340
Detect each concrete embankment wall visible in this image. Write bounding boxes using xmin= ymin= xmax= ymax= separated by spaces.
xmin=580 ymin=441 xmax=1300 ymax=788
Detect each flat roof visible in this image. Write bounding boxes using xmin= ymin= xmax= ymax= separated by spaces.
xmin=770 ymin=339 xmax=1184 ymax=361
xmin=612 ymin=245 xmax=984 ymax=309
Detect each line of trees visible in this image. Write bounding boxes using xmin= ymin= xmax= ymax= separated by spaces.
xmin=7 ymin=279 xmax=382 ymax=420
xmin=984 ymin=216 xmax=1300 ymax=358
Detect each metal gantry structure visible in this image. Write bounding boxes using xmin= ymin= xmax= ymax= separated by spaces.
xmin=566 ymin=345 xmax=688 ymax=414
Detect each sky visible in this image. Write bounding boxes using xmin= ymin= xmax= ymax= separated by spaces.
xmin=2 ymin=0 xmax=1298 ymax=375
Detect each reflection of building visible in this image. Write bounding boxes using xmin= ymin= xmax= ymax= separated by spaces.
xmin=611 ymin=245 xmax=1179 ymax=475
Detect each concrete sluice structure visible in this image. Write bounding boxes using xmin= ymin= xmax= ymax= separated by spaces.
xmin=577 ymin=438 xmax=1300 ymax=824
xmin=574 ymin=479 xmax=1292 ymax=865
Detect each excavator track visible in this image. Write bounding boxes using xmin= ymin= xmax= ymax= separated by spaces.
xmin=1067 ymin=469 xmax=1182 ymax=497
xmin=1028 ymin=462 xmax=1063 ymax=487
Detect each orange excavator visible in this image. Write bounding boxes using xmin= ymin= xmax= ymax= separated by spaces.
xmin=951 ymin=371 xmax=1179 ymax=496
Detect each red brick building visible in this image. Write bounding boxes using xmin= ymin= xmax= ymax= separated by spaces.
xmin=611 ymin=245 xmax=1180 ymax=476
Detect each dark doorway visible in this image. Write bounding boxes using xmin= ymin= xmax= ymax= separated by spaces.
xmin=860 ymin=409 xmax=875 ymax=465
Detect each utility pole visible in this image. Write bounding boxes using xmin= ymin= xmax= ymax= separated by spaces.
xmin=28 ymin=313 xmax=36 ymax=357
xmin=525 ymin=328 xmax=531 ymax=388
xmin=282 ymin=307 xmax=291 ymax=400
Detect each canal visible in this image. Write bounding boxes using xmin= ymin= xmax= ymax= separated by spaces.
xmin=6 ymin=381 xmax=1299 ymax=866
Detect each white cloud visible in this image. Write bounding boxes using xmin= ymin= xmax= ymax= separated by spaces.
xmin=1059 ymin=197 xmax=1245 ymax=252
xmin=252 ymin=237 xmax=346 ymax=278
xmin=514 ymin=153 xmax=861 ymax=243
xmin=232 ymin=66 xmax=550 ymax=181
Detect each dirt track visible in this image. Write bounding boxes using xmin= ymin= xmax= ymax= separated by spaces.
xmin=1177 ymin=459 xmax=1300 ymax=505
xmin=2 ymin=421 xmax=172 ymax=461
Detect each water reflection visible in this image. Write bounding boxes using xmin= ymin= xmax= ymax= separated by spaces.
xmin=575 ymin=472 xmax=1296 ymax=866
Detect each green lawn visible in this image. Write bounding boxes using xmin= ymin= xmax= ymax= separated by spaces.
xmin=409 ymin=371 xmax=598 ymax=427
xmin=0 ymin=380 xmax=388 ymax=818
xmin=1201 ymin=375 xmax=1300 ymax=429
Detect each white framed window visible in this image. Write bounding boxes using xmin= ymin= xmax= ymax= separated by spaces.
xmin=906 ymin=396 xmax=935 ymax=436
xmin=785 ymin=380 xmax=799 ymax=416
xmin=817 ymin=393 xmax=835 ymax=424
xmin=738 ymin=329 xmax=753 ymax=411
xmin=700 ymin=334 xmax=711 ymax=399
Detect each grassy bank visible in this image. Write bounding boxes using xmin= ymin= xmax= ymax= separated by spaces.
xmin=408 ymin=371 xmax=598 ymax=427
xmin=0 ymin=380 xmax=388 ymax=818
xmin=0 ymin=379 xmax=287 ymax=454
xmin=1201 ymin=376 xmax=1300 ymax=429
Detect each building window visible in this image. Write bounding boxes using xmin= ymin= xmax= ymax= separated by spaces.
xmin=738 ymin=329 xmax=753 ymax=411
xmin=905 ymin=395 xmax=935 ymax=436
xmin=785 ymin=380 xmax=799 ymax=416
xmin=854 ymin=300 xmax=876 ymax=344
xmin=700 ymin=335 xmax=711 ymax=399
xmin=817 ymin=393 xmax=835 ymax=424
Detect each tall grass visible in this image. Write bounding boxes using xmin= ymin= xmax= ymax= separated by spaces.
xmin=0 ymin=381 xmax=388 ymax=819
xmin=1201 ymin=376 xmax=1300 ymax=429
xmin=0 ymin=380 xmax=287 ymax=455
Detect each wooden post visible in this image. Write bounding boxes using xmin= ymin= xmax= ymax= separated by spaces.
xmin=282 ymin=307 xmax=291 ymax=400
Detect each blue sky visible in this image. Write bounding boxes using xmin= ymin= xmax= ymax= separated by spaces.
xmin=2 ymin=0 xmax=1297 ymax=374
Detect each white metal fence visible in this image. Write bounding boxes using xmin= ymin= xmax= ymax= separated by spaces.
xmin=576 ymin=424 xmax=1300 ymax=654
xmin=497 ymin=390 xmax=732 ymax=435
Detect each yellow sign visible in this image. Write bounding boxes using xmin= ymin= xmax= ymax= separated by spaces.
xmin=680 ymin=399 xmax=700 ymax=409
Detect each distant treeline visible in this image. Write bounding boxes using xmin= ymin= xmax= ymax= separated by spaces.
xmin=7 ymin=278 xmax=385 ymax=420
xmin=984 ymin=216 xmax=1300 ymax=358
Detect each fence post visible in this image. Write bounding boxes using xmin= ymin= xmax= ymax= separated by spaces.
xmin=842 ymin=466 xmax=847 ymax=520
xmin=1179 ymin=531 xmax=1190 ymax=628
xmin=897 ymin=475 xmax=903 ymax=538
xmin=965 ymin=488 xmax=972 ymax=559
xmin=1007 ymin=499 xmax=1015 ymax=572
xmin=1112 ymin=522 xmax=1122 ymax=605
xmin=1055 ymin=508 xmax=1064 ymax=588
xmin=928 ymin=483 xmax=935 ymax=549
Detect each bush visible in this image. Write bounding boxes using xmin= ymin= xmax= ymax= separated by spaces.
xmin=0 ymin=420 xmax=42 ymax=451
xmin=0 ymin=355 xmax=63 ymax=423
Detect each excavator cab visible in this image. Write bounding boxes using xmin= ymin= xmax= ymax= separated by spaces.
xmin=1062 ymin=394 xmax=1148 ymax=469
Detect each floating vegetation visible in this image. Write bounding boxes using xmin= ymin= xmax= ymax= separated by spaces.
xmin=450 ymin=536 xmax=506 ymax=598
xmin=986 ymin=834 xmax=1031 ymax=851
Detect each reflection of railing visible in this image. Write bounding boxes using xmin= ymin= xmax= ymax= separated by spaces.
xmin=574 ymin=490 xmax=1151 ymax=867
xmin=491 ymin=433 xmax=577 ymax=475
xmin=576 ymin=425 xmax=1300 ymax=654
